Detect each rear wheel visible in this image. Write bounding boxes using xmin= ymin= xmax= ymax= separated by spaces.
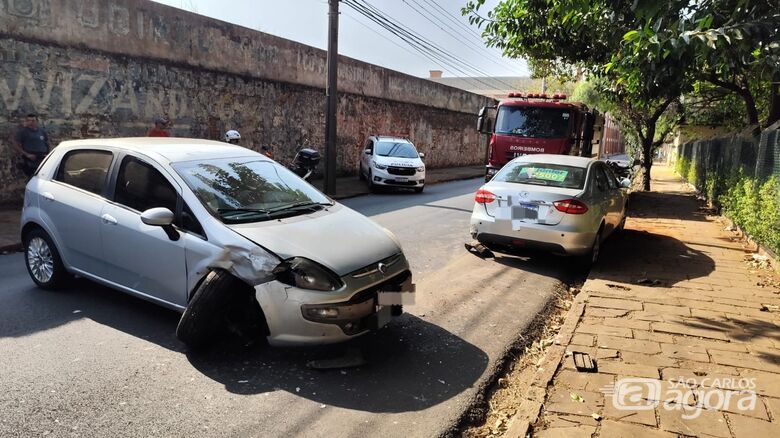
xmin=24 ymin=229 xmax=68 ymax=290
xmin=577 ymin=229 xmax=602 ymax=269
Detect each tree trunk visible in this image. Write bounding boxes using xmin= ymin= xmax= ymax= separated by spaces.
xmin=768 ymin=73 xmax=780 ymax=127
xmin=741 ymin=88 xmax=760 ymax=126
xmin=641 ymin=123 xmax=656 ymax=191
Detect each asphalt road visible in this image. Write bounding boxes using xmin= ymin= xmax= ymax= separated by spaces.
xmin=0 ymin=178 xmax=576 ymax=438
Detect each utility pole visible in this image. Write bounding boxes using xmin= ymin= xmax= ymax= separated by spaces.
xmin=324 ymin=0 xmax=339 ymax=195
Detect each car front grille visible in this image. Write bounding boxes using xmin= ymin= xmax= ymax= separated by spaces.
xmin=387 ymin=166 xmax=416 ymax=176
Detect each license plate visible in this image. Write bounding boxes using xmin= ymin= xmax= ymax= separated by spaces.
xmin=512 ymin=203 xmax=539 ymax=220
xmin=395 ymin=177 xmax=408 ymax=182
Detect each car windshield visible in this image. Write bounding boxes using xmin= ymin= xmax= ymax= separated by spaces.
xmin=495 ymin=106 xmax=571 ymax=138
xmin=494 ymin=162 xmax=586 ymax=189
xmin=375 ymin=141 xmax=419 ymax=158
xmin=174 ymin=158 xmax=331 ymax=223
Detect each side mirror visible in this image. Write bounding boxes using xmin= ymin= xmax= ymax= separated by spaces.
xmin=141 ymin=207 xmax=179 ymax=241
xmin=141 ymin=207 xmax=175 ymax=226
xmin=418 ymin=152 xmax=425 ymax=159
xmin=620 ymin=178 xmax=631 ymax=188
xmin=364 ymin=149 xmax=372 ymax=155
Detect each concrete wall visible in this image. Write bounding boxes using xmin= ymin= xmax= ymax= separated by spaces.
xmin=0 ymin=0 xmax=491 ymax=204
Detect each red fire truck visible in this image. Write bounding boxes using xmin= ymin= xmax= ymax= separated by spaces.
xmin=477 ymin=93 xmax=598 ymax=181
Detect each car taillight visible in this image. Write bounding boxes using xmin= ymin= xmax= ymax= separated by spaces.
xmin=475 ymin=189 xmax=496 ymax=204
xmin=553 ymin=199 xmax=588 ymax=214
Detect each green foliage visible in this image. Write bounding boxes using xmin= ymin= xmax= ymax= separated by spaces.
xmin=675 ymin=156 xmax=691 ymax=180
xmin=685 ymin=164 xmax=780 ymax=255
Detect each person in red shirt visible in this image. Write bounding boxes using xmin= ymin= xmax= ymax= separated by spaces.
xmin=147 ymin=117 xmax=170 ymax=137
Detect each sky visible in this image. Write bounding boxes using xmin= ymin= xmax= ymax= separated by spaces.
xmin=150 ymin=0 xmax=529 ymax=79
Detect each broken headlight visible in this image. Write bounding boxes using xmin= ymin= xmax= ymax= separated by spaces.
xmin=272 ymin=257 xmax=343 ymax=291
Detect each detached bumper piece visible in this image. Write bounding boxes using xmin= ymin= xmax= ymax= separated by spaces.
xmin=300 ymin=271 xmax=413 ymax=335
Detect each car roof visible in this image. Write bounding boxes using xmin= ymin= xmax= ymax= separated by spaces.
xmin=56 ymin=138 xmax=262 ymax=162
xmin=511 ymin=154 xmax=595 ymax=168
xmin=370 ymin=135 xmax=411 ymax=143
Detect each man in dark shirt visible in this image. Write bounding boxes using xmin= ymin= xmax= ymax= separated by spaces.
xmin=12 ymin=113 xmax=50 ymax=178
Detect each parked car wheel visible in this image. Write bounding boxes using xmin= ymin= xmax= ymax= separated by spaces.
xmin=616 ymin=215 xmax=626 ymax=233
xmin=358 ymin=164 xmax=365 ymax=181
xmin=414 ymin=186 xmax=424 ymax=193
xmin=177 ymin=269 xmax=267 ymax=350
xmin=578 ymin=229 xmax=602 ymax=268
xmin=367 ymin=171 xmax=378 ymax=193
xmin=24 ymin=228 xmax=68 ymax=290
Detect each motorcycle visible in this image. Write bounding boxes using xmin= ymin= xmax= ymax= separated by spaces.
xmin=288 ymin=148 xmax=321 ymax=181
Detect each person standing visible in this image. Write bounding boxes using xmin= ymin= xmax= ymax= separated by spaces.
xmin=147 ymin=117 xmax=170 ymax=137
xmin=12 ymin=113 xmax=50 ymax=178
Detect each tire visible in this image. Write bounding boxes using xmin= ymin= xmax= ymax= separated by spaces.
xmin=414 ymin=186 xmax=424 ymax=193
xmin=358 ymin=164 xmax=365 ymax=181
xmin=24 ymin=228 xmax=68 ymax=290
xmin=176 ymin=269 xmax=267 ymax=350
xmin=616 ymin=215 xmax=626 ymax=233
xmin=577 ymin=229 xmax=602 ymax=269
xmin=367 ymin=171 xmax=378 ymax=193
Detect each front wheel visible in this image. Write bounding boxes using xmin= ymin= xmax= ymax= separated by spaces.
xmin=414 ymin=186 xmax=424 ymax=193
xmin=24 ymin=229 xmax=68 ymax=290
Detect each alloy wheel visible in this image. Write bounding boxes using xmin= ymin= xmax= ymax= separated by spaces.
xmin=27 ymin=237 xmax=54 ymax=283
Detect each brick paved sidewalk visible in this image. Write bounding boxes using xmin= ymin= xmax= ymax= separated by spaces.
xmin=516 ymin=165 xmax=780 ymax=438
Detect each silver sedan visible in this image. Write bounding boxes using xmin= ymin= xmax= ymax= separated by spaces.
xmin=469 ymin=154 xmax=628 ymax=265
xmin=21 ymin=138 xmax=413 ymax=349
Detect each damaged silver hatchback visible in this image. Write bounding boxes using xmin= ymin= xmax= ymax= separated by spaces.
xmin=21 ymin=138 xmax=413 ymax=348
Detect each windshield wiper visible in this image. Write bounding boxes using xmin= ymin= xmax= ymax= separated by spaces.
xmin=218 ymin=207 xmax=271 ymax=214
xmin=267 ymin=201 xmax=333 ymax=213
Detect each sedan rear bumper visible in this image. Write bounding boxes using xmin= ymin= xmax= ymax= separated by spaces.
xmin=470 ymin=216 xmax=596 ymax=256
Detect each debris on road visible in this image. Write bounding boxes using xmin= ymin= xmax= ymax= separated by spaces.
xmin=306 ymin=348 xmax=367 ymax=370
xmin=464 ymin=242 xmax=494 ymax=259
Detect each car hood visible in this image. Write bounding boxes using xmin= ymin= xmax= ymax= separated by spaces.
xmin=225 ymin=204 xmax=401 ymax=276
xmin=374 ymin=155 xmax=423 ymax=167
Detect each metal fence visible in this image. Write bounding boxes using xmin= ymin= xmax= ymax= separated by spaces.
xmin=676 ymin=122 xmax=780 ymax=188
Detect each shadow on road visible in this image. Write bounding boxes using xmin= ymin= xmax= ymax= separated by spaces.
xmin=187 ymin=314 xmax=489 ymax=413
xmin=1 ymin=260 xmax=488 ymax=414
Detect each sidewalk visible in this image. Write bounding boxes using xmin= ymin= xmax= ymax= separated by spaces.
xmin=311 ymin=164 xmax=484 ymax=199
xmin=0 ymin=165 xmax=484 ymax=253
xmin=510 ymin=165 xmax=780 ymax=437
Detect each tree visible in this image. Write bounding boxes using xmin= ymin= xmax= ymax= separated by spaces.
xmin=463 ymin=0 xmax=690 ymax=190
xmin=616 ymin=1 xmax=780 ymax=127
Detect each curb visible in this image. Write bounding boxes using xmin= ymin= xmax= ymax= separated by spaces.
xmin=0 ymin=243 xmax=22 ymax=254
xmin=448 ymin=283 xmax=564 ymax=437
xmin=502 ymin=290 xmax=589 ymax=438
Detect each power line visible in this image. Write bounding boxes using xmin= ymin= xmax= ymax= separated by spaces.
xmin=404 ymin=0 xmax=519 ymax=77
xmin=342 ymin=10 xmax=433 ymax=66
xmin=343 ymin=0 xmax=496 ymax=90
xmin=344 ymin=0 xmax=505 ymax=90
xmin=419 ymin=0 xmax=484 ymax=40
xmin=358 ymin=0 xmax=503 ymax=81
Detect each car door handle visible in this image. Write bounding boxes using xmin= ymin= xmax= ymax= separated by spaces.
xmin=41 ymin=192 xmax=55 ymax=202
xmin=101 ymin=214 xmax=118 ymax=225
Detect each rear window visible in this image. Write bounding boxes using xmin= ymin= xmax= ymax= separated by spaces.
xmin=55 ymin=150 xmax=113 ymax=195
xmin=493 ymin=162 xmax=586 ymax=189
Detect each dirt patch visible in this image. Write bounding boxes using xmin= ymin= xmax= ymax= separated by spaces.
xmin=458 ymin=284 xmax=578 ymax=437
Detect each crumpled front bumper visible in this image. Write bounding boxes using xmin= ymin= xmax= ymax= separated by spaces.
xmin=255 ymin=255 xmax=414 ymax=346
